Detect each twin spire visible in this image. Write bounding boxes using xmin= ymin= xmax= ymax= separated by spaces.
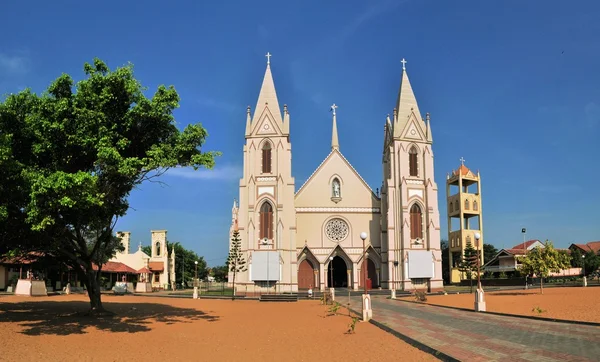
xmin=246 ymin=54 xmax=429 ymax=144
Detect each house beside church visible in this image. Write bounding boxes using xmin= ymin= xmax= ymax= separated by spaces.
xmin=228 ymin=55 xmax=443 ymax=293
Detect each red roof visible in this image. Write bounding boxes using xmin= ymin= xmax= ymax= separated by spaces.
xmin=93 ymin=261 xmax=137 ymax=274
xmin=149 ymin=262 xmax=164 ymax=272
xmin=137 ymin=267 xmax=151 ymax=274
xmin=0 ymin=251 xmax=45 ymax=265
xmin=571 ymin=241 xmax=600 ymax=254
xmin=510 ymin=239 xmax=541 ymax=250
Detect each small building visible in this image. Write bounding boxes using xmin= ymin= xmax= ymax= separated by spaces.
xmin=568 ymin=241 xmax=600 ymax=255
xmin=483 ymin=240 xmax=544 ymax=275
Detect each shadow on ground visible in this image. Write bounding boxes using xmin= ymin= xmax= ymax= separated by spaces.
xmin=491 ymin=291 xmax=534 ymax=296
xmin=0 ymin=296 xmax=219 ymax=336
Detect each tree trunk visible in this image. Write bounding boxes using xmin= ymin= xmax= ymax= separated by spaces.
xmin=231 ymin=270 xmax=236 ymax=301
xmin=540 ymin=277 xmax=544 ymax=294
xmin=469 ymin=274 xmax=473 ymax=293
xmin=83 ymin=266 xmax=107 ymax=314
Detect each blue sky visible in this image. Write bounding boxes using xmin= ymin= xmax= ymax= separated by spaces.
xmin=2 ymin=0 xmax=599 ymax=265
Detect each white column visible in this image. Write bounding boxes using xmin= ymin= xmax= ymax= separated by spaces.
xmin=352 ymin=262 xmax=359 ymax=290
xmin=319 ymin=263 xmax=325 ymax=291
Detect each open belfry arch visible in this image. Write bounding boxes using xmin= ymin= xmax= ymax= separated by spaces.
xmin=229 ymin=54 xmax=443 ymax=293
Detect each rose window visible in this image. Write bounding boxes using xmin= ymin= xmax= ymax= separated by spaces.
xmin=325 ymin=218 xmax=349 ymax=242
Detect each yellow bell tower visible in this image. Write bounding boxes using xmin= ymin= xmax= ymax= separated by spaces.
xmin=446 ymin=158 xmax=484 ymax=284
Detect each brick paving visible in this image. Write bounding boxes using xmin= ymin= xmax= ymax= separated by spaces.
xmin=348 ymin=295 xmax=600 ymax=361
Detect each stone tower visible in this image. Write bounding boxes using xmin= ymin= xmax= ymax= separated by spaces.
xmin=381 ymin=59 xmax=443 ymax=291
xmin=151 ymin=230 xmax=167 ymax=258
xmin=446 ymin=161 xmax=484 ymax=284
xmin=231 ymin=53 xmax=297 ymax=293
xmin=116 ymin=231 xmax=131 ymax=254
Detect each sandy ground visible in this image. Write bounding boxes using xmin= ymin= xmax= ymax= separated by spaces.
xmin=0 ymin=294 xmax=436 ymax=362
xmin=420 ymin=286 xmax=600 ymax=323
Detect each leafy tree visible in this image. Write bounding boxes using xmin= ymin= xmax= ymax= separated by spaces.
xmin=483 ymin=243 xmax=498 ymax=264
xmin=0 ymin=58 xmax=218 ymax=313
xmin=458 ymin=241 xmax=478 ymax=292
xmin=226 ymin=227 xmax=246 ymax=300
xmin=582 ymin=250 xmax=600 ymax=277
xmin=569 ymin=247 xmax=583 ymax=268
xmin=211 ymin=265 xmax=229 ymax=282
xmin=441 ymin=239 xmax=449 ymax=284
xmin=517 ymin=241 xmax=571 ymax=294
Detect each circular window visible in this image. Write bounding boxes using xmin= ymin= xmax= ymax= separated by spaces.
xmin=325 ymin=218 xmax=349 ymax=242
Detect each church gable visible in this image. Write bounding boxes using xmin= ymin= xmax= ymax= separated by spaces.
xmin=295 ymin=150 xmax=378 ymax=208
xmin=399 ymin=113 xmax=427 ymax=142
xmin=251 ymin=109 xmax=283 ymax=136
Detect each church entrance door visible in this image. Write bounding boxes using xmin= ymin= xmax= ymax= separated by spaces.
xmin=359 ymin=259 xmax=378 ymax=289
xmin=328 ymin=256 xmax=348 ymax=288
xmin=298 ymin=260 xmax=316 ymax=289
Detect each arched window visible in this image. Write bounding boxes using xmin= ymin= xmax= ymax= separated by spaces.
xmin=449 ymin=202 xmax=453 ymax=213
xmin=332 ymin=178 xmax=341 ymax=198
xmin=454 ymin=200 xmax=458 ymax=211
xmin=262 ymin=142 xmax=272 ymax=173
xmin=408 ymin=146 xmax=418 ymax=177
xmin=465 ymin=199 xmax=470 ymax=210
xmin=155 ymin=242 xmax=161 ymax=257
xmin=473 ymin=200 xmax=479 ymax=211
xmin=259 ymin=202 xmax=273 ymax=240
xmin=410 ymin=204 xmax=423 ymax=240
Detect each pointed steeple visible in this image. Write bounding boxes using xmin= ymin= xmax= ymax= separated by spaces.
xmin=330 ymin=103 xmax=339 ymax=150
xmin=252 ymin=52 xmax=283 ymax=125
xmin=394 ymin=58 xmax=423 ymax=138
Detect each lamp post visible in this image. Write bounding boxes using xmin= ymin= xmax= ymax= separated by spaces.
xmin=582 ymin=255 xmax=587 ymax=287
xmin=329 ymin=256 xmax=335 ymax=301
xmin=360 ymin=232 xmax=372 ymax=321
xmin=474 ymin=233 xmax=486 ymax=311
xmin=391 ymin=261 xmax=398 ymax=299
xmin=193 ymin=260 xmax=199 ymax=299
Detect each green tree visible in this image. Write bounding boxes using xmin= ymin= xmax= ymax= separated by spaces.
xmin=569 ymin=247 xmax=583 ymax=268
xmin=211 ymin=265 xmax=229 ymax=282
xmin=518 ymin=241 xmax=571 ymax=294
xmin=483 ymin=243 xmax=498 ymax=264
xmin=583 ymin=251 xmax=600 ymax=277
xmin=440 ymin=239 xmax=449 ymax=284
xmin=0 ymin=58 xmax=218 ymax=313
xmin=226 ymin=228 xmax=246 ymax=300
xmin=458 ymin=241 xmax=478 ymax=292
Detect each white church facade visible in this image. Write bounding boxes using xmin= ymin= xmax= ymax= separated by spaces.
xmin=229 ymin=55 xmax=443 ymax=293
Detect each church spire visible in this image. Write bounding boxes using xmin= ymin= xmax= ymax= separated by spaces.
xmin=426 ymin=112 xmax=433 ymax=142
xmin=245 ymin=106 xmax=251 ymax=136
xmin=330 ymin=103 xmax=339 ymax=150
xmin=252 ymin=52 xmax=283 ymax=125
xmin=394 ymin=58 xmax=423 ymax=138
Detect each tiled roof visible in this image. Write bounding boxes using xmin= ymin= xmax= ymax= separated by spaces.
xmin=511 ymin=239 xmax=541 ymax=250
xmin=149 ymin=262 xmax=164 ymax=271
xmin=137 ymin=267 xmax=151 ymax=274
xmin=571 ymin=241 xmax=600 ymax=254
xmin=0 ymin=251 xmax=45 ymax=265
xmin=93 ymin=261 xmax=137 ymax=273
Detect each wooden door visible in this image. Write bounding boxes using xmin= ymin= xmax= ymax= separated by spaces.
xmin=298 ymin=260 xmax=314 ymax=289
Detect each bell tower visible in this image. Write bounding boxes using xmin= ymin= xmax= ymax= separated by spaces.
xmin=232 ymin=53 xmax=297 ymax=293
xmin=446 ymin=160 xmax=484 ymax=284
xmin=382 ymin=58 xmax=443 ymax=292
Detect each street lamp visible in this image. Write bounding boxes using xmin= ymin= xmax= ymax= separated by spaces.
xmin=193 ymin=260 xmax=199 ymax=299
xmin=329 ymin=256 xmax=334 ymax=288
xmin=474 ymin=233 xmax=486 ymax=311
xmin=360 ymin=231 xmax=372 ymax=321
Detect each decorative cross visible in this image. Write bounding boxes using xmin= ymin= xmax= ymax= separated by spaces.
xmin=459 ymin=157 xmax=465 ymax=166
xmin=330 ymin=103 xmax=338 ymax=116
xmin=401 ymin=58 xmax=407 ymax=70
xmin=265 ymin=52 xmax=272 ymax=65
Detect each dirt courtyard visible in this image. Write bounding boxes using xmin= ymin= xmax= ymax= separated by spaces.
xmin=0 ymin=294 xmax=436 ymax=362
xmin=421 ymin=286 xmax=600 ymax=323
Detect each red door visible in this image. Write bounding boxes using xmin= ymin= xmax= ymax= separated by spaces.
xmin=298 ymin=260 xmax=315 ymax=289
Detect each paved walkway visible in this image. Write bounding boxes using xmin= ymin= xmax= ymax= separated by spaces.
xmin=348 ymin=296 xmax=600 ymax=361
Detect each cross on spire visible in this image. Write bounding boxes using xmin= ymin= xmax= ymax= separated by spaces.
xmin=265 ymin=52 xmax=272 ymax=65
xmin=330 ymin=103 xmax=338 ymax=116
xmin=401 ymin=58 xmax=407 ymax=70
xmin=459 ymin=157 xmax=466 ymax=166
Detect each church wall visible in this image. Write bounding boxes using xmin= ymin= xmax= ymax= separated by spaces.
xmin=296 ymin=212 xmax=381 ymax=251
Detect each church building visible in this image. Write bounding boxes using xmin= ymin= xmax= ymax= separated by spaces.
xmin=228 ymin=54 xmax=443 ymax=293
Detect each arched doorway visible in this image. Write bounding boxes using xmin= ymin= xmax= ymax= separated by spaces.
xmin=359 ymin=259 xmax=378 ymax=289
xmin=298 ymin=259 xmax=317 ymax=289
xmin=327 ymin=256 xmax=348 ymax=288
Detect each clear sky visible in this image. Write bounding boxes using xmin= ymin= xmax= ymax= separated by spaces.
xmin=2 ymin=0 xmax=599 ymax=265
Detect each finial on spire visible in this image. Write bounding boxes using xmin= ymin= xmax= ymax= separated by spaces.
xmin=426 ymin=112 xmax=430 ymax=121
xmin=246 ymin=105 xmax=251 ymax=114
xmin=330 ymin=103 xmax=338 ymax=116
xmin=265 ymin=52 xmax=272 ymax=65
xmin=401 ymin=58 xmax=407 ymax=71
xmin=284 ymin=104 xmax=288 ymax=114
xmin=459 ymin=157 xmax=466 ymax=166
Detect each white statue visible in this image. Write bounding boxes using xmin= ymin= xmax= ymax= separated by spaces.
xmin=333 ymin=181 xmax=340 ymax=198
